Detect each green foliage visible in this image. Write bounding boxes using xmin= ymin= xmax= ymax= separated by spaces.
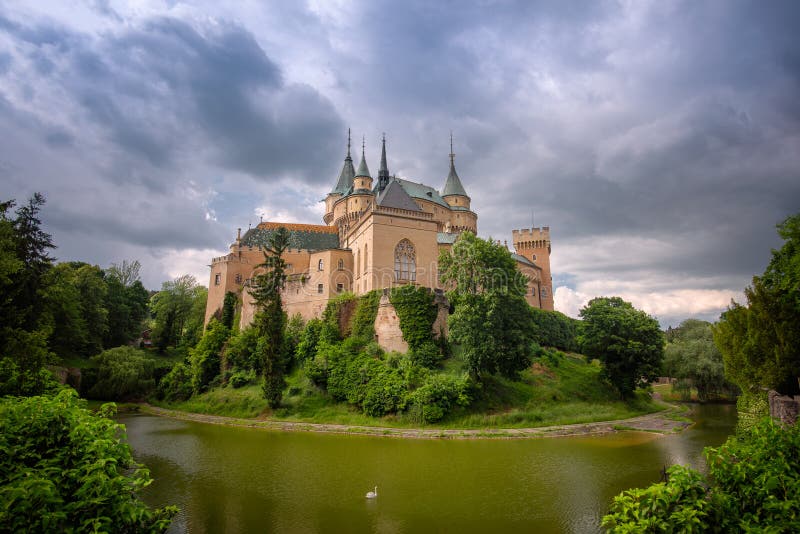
xmin=603 ymin=418 xmax=800 ymax=533
xmin=250 ymin=226 xmax=291 ymax=408
xmin=150 ymin=275 xmax=207 ymax=352
xmin=406 ymin=373 xmax=472 ymax=423
xmin=0 ymin=328 xmax=58 ymax=397
xmin=663 ymin=319 xmax=735 ymax=402
xmin=408 ymin=341 xmax=441 ymax=368
xmin=0 ymin=390 xmax=176 ymax=532
xmin=87 ymin=346 xmax=156 ymax=401
xmin=188 ymin=319 xmax=230 ymax=394
xmin=350 ymin=289 xmax=381 ymax=341
xmin=735 ymin=390 xmax=769 ymax=435
xmin=157 ymin=362 xmax=193 ymax=402
xmin=104 ymin=272 xmax=149 ymax=348
xmin=441 ymin=232 xmax=536 ymax=380
xmin=225 ymin=326 xmax=261 ymax=373
xmin=449 ymin=292 xmax=535 ymax=379
xmin=529 ymin=307 xmax=578 ymax=351
xmin=221 ymin=291 xmax=238 ymax=330
xmin=320 ymin=292 xmax=357 ymax=341
xmin=284 ymin=313 xmax=305 ymax=366
xmin=295 ymin=319 xmax=324 ymax=363
xmin=389 ymin=285 xmax=440 ymax=364
xmin=578 ymin=297 xmax=665 ymax=398
xmin=228 ymin=369 xmax=255 ymax=389
xmin=714 ymin=213 xmax=800 ymax=395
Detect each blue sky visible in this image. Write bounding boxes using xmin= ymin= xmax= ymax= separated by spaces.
xmin=1 ymin=0 xmax=798 ymax=327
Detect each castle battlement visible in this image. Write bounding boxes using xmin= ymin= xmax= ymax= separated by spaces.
xmin=512 ymin=227 xmax=550 ymax=240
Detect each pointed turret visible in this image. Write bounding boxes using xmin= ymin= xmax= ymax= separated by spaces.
xmin=355 ymin=137 xmax=371 ymax=179
xmin=353 ymin=136 xmax=374 ymax=192
xmin=377 ymin=133 xmax=390 ymax=193
xmin=442 ymin=133 xmax=469 ymax=199
xmin=331 ymin=129 xmax=355 ymax=195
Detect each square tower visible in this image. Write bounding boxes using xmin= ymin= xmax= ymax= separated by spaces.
xmin=512 ymin=227 xmax=553 ymax=311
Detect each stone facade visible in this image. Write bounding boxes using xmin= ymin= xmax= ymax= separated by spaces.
xmin=768 ymin=390 xmax=800 ymax=426
xmin=205 ymin=134 xmax=555 ymax=331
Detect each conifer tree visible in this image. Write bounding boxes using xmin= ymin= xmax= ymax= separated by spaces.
xmin=250 ymin=227 xmax=291 ymax=407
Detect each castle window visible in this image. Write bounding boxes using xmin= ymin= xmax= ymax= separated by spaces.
xmin=394 ymin=239 xmax=417 ymax=282
xmin=235 ymin=273 xmax=242 ymax=284
xmin=541 ymin=287 xmax=549 ymax=298
xmin=337 ymin=283 xmax=344 ymax=293
xmin=318 ymin=259 xmax=324 ymax=271
xmin=214 ymin=273 xmax=221 ymax=285
xmin=317 ymin=283 xmax=324 ymax=294
xmin=531 ymin=287 xmax=536 ymax=296
xmin=338 ymin=259 xmax=344 ymax=271
xmin=363 ymin=243 xmax=368 ymax=274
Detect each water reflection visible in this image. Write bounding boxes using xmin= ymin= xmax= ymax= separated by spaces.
xmin=120 ymin=404 xmax=736 ymax=534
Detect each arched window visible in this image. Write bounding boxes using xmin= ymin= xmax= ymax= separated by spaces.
xmin=394 ymin=239 xmax=416 ymax=282
xmin=318 ymin=259 xmax=324 ymax=271
xmin=363 ymin=243 xmax=368 ymax=274
xmin=356 ymin=249 xmax=360 ymax=276
xmin=338 ymin=258 xmax=344 ymax=271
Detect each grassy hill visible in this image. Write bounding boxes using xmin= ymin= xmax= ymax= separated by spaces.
xmin=156 ymin=349 xmax=662 ymax=428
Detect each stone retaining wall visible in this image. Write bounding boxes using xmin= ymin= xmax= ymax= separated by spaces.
xmin=768 ymin=390 xmax=800 ymax=426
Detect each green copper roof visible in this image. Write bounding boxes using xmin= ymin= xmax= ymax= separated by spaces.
xmin=355 ymin=151 xmax=371 ymax=178
xmin=437 ymin=232 xmax=458 ymax=245
xmin=241 ymin=227 xmax=339 ymax=251
xmin=395 ymin=178 xmax=450 ymax=208
xmin=331 ymin=130 xmax=356 ymax=195
xmin=442 ymin=157 xmax=469 ymax=198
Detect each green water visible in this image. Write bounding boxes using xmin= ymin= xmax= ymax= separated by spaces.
xmin=120 ymin=404 xmax=736 ymax=533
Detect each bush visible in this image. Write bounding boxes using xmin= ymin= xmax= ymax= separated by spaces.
xmin=603 ymin=418 xmax=800 ymax=532
xmin=87 ymin=346 xmax=155 ymax=401
xmin=295 ymin=319 xmax=323 ymax=363
xmin=408 ymin=341 xmax=441 ymax=369
xmin=188 ymin=319 xmax=229 ymax=394
xmin=228 ymin=369 xmax=255 ymax=389
xmin=158 ymin=362 xmax=193 ymax=402
xmin=225 ymin=326 xmax=260 ymax=373
xmin=0 ymin=390 xmax=176 ymax=532
xmin=405 ymin=374 xmax=472 ymax=423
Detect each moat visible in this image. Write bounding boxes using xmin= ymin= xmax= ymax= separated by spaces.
xmin=121 ymin=404 xmax=735 ymax=533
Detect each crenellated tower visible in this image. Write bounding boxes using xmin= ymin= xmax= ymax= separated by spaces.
xmin=512 ymin=226 xmax=553 ymax=310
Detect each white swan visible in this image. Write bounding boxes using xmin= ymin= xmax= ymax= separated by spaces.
xmin=365 ymin=486 xmax=378 ymax=499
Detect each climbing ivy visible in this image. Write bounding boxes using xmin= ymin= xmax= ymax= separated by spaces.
xmin=350 ymin=290 xmax=381 ymax=342
xmin=320 ymin=292 xmax=357 ymax=342
xmin=389 ymin=285 xmax=438 ymax=351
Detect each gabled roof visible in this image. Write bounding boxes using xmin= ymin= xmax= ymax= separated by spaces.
xmin=376 ymin=179 xmax=421 ymax=211
xmin=395 ymin=178 xmax=450 ymax=208
xmin=241 ymin=222 xmax=339 ymax=251
xmin=511 ymin=253 xmax=541 ymax=269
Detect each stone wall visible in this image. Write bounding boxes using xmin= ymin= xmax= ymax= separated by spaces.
xmin=373 ymin=288 xmax=449 ymax=354
xmin=768 ymin=390 xmax=800 ymax=426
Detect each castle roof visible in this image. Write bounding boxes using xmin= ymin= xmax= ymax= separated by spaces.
xmin=241 ymin=222 xmax=339 ymax=251
xmin=331 ymin=131 xmax=355 ymax=195
xmin=355 ymin=149 xmax=371 ymax=178
xmin=442 ymin=157 xmax=469 ymax=198
xmin=395 ymin=178 xmax=450 ymax=208
xmin=376 ymin=179 xmax=422 ymax=211
xmin=511 ymin=253 xmax=541 ymax=269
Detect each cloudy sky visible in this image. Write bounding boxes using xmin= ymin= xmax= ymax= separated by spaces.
xmin=1 ymin=0 xmax=798 ymax=326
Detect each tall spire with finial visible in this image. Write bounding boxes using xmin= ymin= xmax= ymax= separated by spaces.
xmin=377 ymin=132 xmax=390 ymax=193
xmin=331 ymin=128 xmax=355 ymax=194
xmin=355 ymin=135 xmax=371 ymax=178
xmin=442 ymin=132 xmax=469 ymax=198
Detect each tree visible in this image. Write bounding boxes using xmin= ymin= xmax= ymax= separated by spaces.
xmin=663 ymin=319 xmax=734 ymax=401
xmin=150 ymin=275 xmax=205 ymax=351
xmin=440 ymin=232 xmax=534 ymax=379
xmin=106 ymin=259 xmax=142 ymax=288
xmin=104 ymin=259 xmax=149 ymax=347
xmin=578 ymin=297 xmax=664 ymax=398
xmin=221 ymin=291 xmax=238 ymax=330
xmin=0 ymin=389 xmax=176 ymax=532
xmin=188 ymin=319 xmax=229 ymax=394
xmin=250 ymin=226 xmax=291 ymax=407
xmin=713 ymin=213 xmax=800 ymax=395
xmin=86 ymin=346 xmax=156 ymax=401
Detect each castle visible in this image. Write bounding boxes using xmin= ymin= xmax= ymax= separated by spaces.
xmin=205 ymin=133 xmax=553 ymax=326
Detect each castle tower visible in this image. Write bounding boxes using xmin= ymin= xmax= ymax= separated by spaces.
xmin=441 ymin=134 xmax=477 ymax=233
xmin=512 ymin=226 xmax=553 ymax=310
xmin=353 ymin=137 xmax=373 ymax=191
xmin=324 ymin=129 xmax=355 ymax=224
xmin=376 ymin=134 xmax=390 ymax=193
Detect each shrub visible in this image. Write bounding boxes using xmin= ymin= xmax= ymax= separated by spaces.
xmin=225 ymin=326 xmax=260 ymax=373
xmin=0 ymin=390 xmax=176 ymax=532
xmin=228 ymin=369 xmax=255 ymax=389
xmin=405 ymin=373 xmax=472 ymax=423
xmin=408 ymin=341 xmax=441 ymax=369
xmin=603 ymin=418 xmax=800 ymax=532
xmin=188 ymin=319 xmax=229 ymax=394
xmin=295 ymin=319 xmax=323 ymax=363
xmin=158 ymin=362 xmax=193 ymax=402
xmin=87 ymin=346 xmax=155 ymax=401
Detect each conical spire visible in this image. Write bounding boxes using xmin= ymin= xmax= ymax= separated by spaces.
xmin=442 ymin=132 xmax=469 ymax=197
xmin=355 ymin=136 xmax=371 ymax=178
xmin=332 ymin=129 xmax=355 ymax=195
xmin=377 ymin=133 xmax=390 ymax=192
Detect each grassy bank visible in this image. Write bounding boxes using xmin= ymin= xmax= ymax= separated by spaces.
xmin=155 ymin=351 xmax=663 ymax=429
